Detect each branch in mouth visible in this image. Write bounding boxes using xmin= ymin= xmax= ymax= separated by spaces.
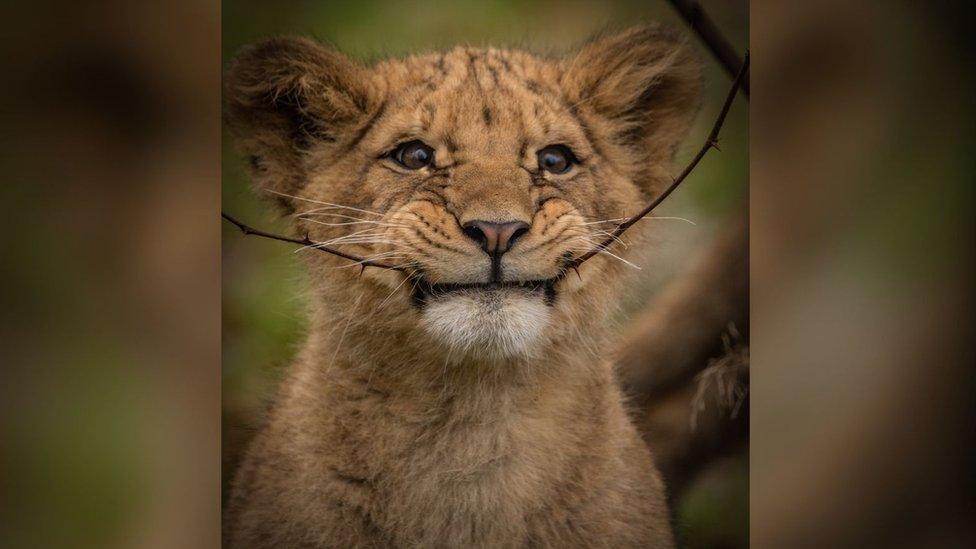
xmin=221 ymin=53 xmax=748 ymax=275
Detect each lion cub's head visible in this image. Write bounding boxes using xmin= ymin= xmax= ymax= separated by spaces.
xmin=226 ymin=26 xmax=701 ymax=362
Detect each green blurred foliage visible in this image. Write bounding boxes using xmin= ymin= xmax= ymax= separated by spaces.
xmin=222 ymin=1 xmax=748 ymax=546
xmin=676 ymin=454 xmax=749 ymax=548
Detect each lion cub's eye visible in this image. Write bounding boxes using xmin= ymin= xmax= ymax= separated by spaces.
xmin=537 ymin=145 xmax=577 ymax=174
xmin=391 ymin=140 xmax=435 ymax=169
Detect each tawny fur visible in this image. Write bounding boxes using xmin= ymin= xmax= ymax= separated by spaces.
xmin=224 ymin=25 xmax=701 ymax=548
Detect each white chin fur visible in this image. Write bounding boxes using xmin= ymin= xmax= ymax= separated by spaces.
xmin=420 ymin=289 xmax=551 ymax=360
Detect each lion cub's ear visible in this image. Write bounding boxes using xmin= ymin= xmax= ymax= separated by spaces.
xmin=561 ymin=25 xmax=702 ymax=185
xmin=224 ymin=37 xmax=379 ymax=207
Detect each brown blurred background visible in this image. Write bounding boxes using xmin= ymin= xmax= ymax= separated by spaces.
xmin=751 ymin=1 xmax=975 ymax=547
xmin=0 ymin=1 xmax=220 ymax=548
xmin=1 ymin=1 xmax=973 ymax=548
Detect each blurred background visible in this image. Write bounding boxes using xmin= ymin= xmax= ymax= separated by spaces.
xmin=2 ymin=1 xmax=973 ymax=548
xmin=751 ymin=2 xmax=975 ymax=547
xmin=1 ymin=2 xmax=221 ymax=548
xmin=221 ymin=1 xmax=748 ymax=547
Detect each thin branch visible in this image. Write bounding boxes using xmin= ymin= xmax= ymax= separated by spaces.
xmin=221 ymin=212 xmax=404 ymax=271
xmin=565 ymin=51 xmax=749 ymax=270
xmin=223 ymin=49 xmax=747 ymax=275
xmin=666 ymin=0 xmax=750 ymax=96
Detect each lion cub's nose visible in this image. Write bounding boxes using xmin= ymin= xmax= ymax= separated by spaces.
xmin=462 ymin=220 xmax=530 ymax=257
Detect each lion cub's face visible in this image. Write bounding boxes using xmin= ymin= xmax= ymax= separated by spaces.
xmin=226 ymin=27 xmax=700 ymax=360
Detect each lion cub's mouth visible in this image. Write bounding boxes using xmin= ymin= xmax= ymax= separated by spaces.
xmin=411 ymin=277 xmax=559 ymax=307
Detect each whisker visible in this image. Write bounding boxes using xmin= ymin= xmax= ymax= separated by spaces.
xmin=582 ymin=215 xmax=697 ymax=226
xmin=308 ymin=227 xmax=408 ymax=246
xmin=594 ymin=248 xmax=642 ymax=270
xmin=300 ymin=205 xmax=385 ymax=218
xmin=265 ymin=189 xmax=385 ymax=217
xmin=293 ymin=236 xmax=411 ymax=254
xmin=326 ymin=227 xmax=386 ymax=239
xmin=296 ymin=215 xmax=408 ymax=229
xmin=340 ymin=247 xmax=413 ymax=259
xmin=579 ymin=218 xmax=629 ymax=226
xmin=297 ymin=240 xmax=411 ymax=253
xmin=563 ymin=236 xmax=642 ymax=270
xmin=324 ymin=235 xmax=410 ymax=246
xmin=289 ymin=228 xmax=388 ymax=252
xmin=297 ymin=210 xmax=407 ymax=224
xmin=377 ymin=275 xmax=413 ymax=309
xmin=644 ymin=215 xmax=697 ymax=226
xmin=329 ymin=290 xmax=364 ymax=367
xmin=319 ymin=232 xmax=393 ymax=244
xmin=335 ymin=258 xmax=420 ymax=270
xmin=342 ymin=250 xmax=411 ymax=261
xmin=561 ymin=226 xmax=629 ymax=247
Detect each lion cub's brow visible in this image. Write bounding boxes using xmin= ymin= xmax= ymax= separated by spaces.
xmin=360 ymin=48 xmax=586 ymax=162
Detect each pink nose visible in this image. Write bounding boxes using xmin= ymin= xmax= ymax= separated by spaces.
xmin=462 ymin=220 xmax=530 ymax=257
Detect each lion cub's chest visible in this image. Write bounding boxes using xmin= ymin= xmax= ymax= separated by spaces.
xmin=323 ymin=392 xmax=583 ymax=544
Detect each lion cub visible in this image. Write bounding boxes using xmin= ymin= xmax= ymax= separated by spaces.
xmin=224 ymin=25 xmax=701 ymax=548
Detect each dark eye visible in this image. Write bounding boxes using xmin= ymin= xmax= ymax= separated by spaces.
xmin=537 ymin=145 xmax=576 ymax=174
xmin=392 ymin=140 xmax=434 ymax=169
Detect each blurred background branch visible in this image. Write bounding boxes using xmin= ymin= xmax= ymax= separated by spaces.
xmin=666 ymin=0 xmax=749 ymax=95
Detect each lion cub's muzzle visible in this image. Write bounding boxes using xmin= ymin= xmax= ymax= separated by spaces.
xmin=408 ymin=217 xmax=566 ymax=307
